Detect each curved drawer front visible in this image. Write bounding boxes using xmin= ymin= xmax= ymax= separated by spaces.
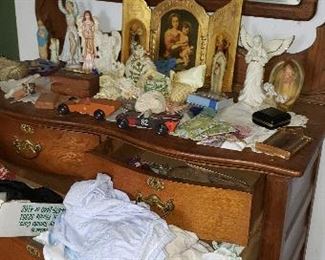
xmin=0 ymin=237 xmax=43 ymax=260
xmin=0 ymin=114 xmax=100 ymax=177
xmin=95 ymin=157 xmax=262 ymax=246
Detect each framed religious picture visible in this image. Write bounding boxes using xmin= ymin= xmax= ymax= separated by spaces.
xmin=206 ymin=0 xmax=244 ymax=93
xmin=121 ymin=0 xmax=244 ymax=93
xmin=269 ymin=59 xmax=304 ymax=111
xmin=150 ymin=0 xmax=209 ymax=72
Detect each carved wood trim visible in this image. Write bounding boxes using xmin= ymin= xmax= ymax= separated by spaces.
xmin=101 ymin=0 xmax=318 ymax=20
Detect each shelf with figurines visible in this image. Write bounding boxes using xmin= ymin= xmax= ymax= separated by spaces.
xmin=0 ymin=0 xmax=312 ymax=161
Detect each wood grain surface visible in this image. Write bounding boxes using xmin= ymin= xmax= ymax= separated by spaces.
xmin=97 ymin=0 xmax=318 ymax=20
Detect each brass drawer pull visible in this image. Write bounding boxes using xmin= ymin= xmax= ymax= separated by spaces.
xmin=20 ymin=124 xmax=34 ymax=134
xmin=13 ymin=137 xmax=42 ymax=159
xmin=26 ymin=244 xmax=41 ymax=258
xmin=136 ymin=193 xmax=174 ymax=218
xmin=147 ymin=177 xmax=165 ymax=191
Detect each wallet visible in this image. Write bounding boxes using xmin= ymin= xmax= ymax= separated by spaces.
xmin=252 ymin=107 xmax=291 ymax=130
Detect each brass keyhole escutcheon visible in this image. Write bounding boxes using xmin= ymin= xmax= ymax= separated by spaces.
xmin=20 ymin=124 xmax=34 ymax=134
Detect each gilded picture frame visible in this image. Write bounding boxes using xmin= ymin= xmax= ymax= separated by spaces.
xmin=206 ymin=0 xmax=243 ymax=93
xmin=269 ymin=59 xmax=304 ymax=110
xmin=121 ymin=0 xmax=244 ymax=93
xmin=121 ymin=0 xmax=151 ymax=64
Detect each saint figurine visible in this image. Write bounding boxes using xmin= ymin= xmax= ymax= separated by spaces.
xmin=37 ymin=20 xmax=49 ymax=60
xmin=238 ymin=27 xmax=294 ymax=107
xmin=58 ymin=0 xmax=81 ymax=68
xmin=49 ymin=38 xmax=60 ymax=64
xmin=211 ymin=36 xmax=229 ymax=95
xmin=79 ymin=10 xmax=97 ymax=73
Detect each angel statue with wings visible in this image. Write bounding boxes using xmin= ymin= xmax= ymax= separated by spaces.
xmin=58 ymin=0 xmax=81 ymax=68
xmin=239 ymin=27 xmax=294 ymax=107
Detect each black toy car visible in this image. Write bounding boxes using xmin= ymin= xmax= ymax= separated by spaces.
xmin=116 ymin=111 xmax=181 ymax=135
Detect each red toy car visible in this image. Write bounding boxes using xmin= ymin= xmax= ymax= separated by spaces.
xmin=116 ymin=111 xmax=181 ymax=135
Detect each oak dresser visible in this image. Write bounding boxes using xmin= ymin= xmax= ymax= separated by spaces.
xmin=0 ymin=92 xmax=324 ymax=259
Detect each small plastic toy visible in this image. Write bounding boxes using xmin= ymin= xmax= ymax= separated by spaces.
xmin=116 ymin=111 xmax=181 ymax=135
xmin=58 ymin=98 xmax=121 ymax=120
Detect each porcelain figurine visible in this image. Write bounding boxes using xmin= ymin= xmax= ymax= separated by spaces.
xmin=95 ymin=31 xmax=121 ymax=74
xmin=211 ymin=35 xmax=229 ymax=95
xmin=58 ymin=0 xmax=81 ymax=68
xmin=238 ymin=27 xmax=294 ymax=107
xmin=95 ymin=61 xmax=140 ymax=100
xmin=36 ymin=20 xmax=49 ymax=60
xmin=125 ymin=42 xmax=156 ymax=84
xmin=49 ymin=38 xmax=60 ymax=63
xmin=77 ymin=10 xmax=97 ymax=73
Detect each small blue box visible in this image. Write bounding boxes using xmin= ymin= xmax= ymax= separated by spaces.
xmin=187 ymin=94 xmax=219 ymax=110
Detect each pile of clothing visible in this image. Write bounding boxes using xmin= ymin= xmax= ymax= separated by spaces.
xmin=36 ymin=173 xmax=243 ymax=260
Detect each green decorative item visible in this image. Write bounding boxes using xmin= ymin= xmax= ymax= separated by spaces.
xmin=140 ymin=70 xmax=171 ymax=96
xmin=173 ymin=114 xmax=234 ymax=141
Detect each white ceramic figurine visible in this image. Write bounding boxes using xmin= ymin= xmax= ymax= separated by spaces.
xmin=58 ymin=0 xmax=81 ymax=68
xmin=238 ymin=26 xmax=294 ymax=107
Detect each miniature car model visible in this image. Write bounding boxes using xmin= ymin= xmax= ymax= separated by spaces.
xmin=57 ymin=98 xmax=121 ymax=120
xmin=116 ymin=111 xmax=181 ymax=135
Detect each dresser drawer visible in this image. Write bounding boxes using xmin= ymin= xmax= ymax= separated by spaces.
xmin=0 ymin=237 xmax=43 ymax=260
xmin=91 ymin=140 xmax=265 ymax=246
xmin=0 ymin=114 xmax=100 ymax=178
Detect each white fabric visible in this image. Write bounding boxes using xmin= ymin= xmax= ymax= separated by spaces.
xmin=36 ymin=174 xmax=244 ymax=260
xmin=166 ymin=225 xmax=211 ymax=259
xmin=34 ymin=231 xmax=65 ymax=260
xmin=43 ymin=173 xmax=174 ymax=260
xmin=165 ymin=225 xmax=243 ymax=260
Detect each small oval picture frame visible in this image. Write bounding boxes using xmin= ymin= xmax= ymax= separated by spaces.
xmin=269 ymin=59 xmax=304 ymax=110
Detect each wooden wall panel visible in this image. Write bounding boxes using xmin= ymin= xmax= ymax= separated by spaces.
xmin=101 ymin=0 xmax=318 ymax=20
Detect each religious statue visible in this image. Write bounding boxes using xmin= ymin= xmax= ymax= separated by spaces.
xmin=36 ymin=20 xmax=49 ymax=60
xmin=95 ymin=31 xmax=121 ymax=74
xmin=78 ymin=10 xmax=97 ymax=73
xmin=58 ymin=0 xmax=81 ymax=68
xmin=49 ymin=38 xmax=60 ymax=63
xmin=211 ymin=35 xmax=229 ymax=95
xmin=238 ymin=27 xmax=294 ymax=107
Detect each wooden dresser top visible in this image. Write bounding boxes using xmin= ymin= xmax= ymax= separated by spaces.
xmin=0 ymin=93 xmax=324 ymax=177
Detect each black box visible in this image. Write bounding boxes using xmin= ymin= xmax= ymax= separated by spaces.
xmin=252 ymin=107 xmax=291 ymax=130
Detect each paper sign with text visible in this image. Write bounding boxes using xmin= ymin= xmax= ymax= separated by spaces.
xmin=0 ymin=201 xmax=64 ymax=237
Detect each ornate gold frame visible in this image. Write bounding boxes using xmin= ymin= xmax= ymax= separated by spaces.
xmin=121 ymin=0 xmax=243 ymax=93
xmin=269 ymin=59 xmax=304 ymax=110
xmin=206 ymin=0 xmax=243 ymax=92
xmin=121 ymin=0 xmax=151 ymax=63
